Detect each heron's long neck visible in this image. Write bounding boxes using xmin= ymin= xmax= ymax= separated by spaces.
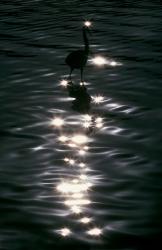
xmin=83 ymin=28 xmax=89 ymax=54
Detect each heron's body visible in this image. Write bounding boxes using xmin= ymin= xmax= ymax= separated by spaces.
xmin=65 ymin=26 xmax=90 ymax=82
xmin=66 ymin=50 xmax=88 ymax=69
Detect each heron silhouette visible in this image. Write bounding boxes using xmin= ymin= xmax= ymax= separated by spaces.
xmin=65 ymin=22 xmax=91 ymax=83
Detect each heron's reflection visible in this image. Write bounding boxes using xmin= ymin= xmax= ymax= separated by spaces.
xmin=67 ymin=81 xmax=91 ymax=113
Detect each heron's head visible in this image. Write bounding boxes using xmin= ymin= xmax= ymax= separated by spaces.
xmin=84 ymin=21 xmax=92 ymax=28
xmin=83 ymin=21 xmax=92 ymax=34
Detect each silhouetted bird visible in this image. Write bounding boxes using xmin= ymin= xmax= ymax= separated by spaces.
xmin=65 ymin=23 xmax=91 ymax=83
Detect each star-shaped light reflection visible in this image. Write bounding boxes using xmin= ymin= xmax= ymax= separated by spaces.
xmin=84 ymin=21 xmax=92 ymax=27
xmin=60 ymin=79 xmax=68 ymax=87
xmin=92 ymin=95 xmax=104 ymax=104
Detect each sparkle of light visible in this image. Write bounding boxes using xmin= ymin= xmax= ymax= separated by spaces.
xmin=84 ymin=114 xmax=92 ymax=121
xmin=51 ymin=117 xmax=64 ymax=127
xmin=68 ymin=143 xmax=77 ymax=148
xmin=65 ymin=199 xmax=91 ymax=206
xmin=32 ymin=146 xmax=44 ymax=151
xmin=95 ymin=123 xmax=103 ymax=128
xmin=72 ymin=179 xmax=79 ymax=184
xmin=71 ymin=134 xmax=88 ymax=145
xmin=79 ymin=162 xmax=86 ymax=168
xmin=83 ymin=121 xmax=91 ymax=128
xmin=64 ymin=157 xmax=69 ymax=162
xmin=92 ymin=95 xmax=104 ymax=104
xmin=59 ymin=227 xmax=71 ymax=237
xmin=71 ymin=205 xmax=82 ymax=214
xmin=79 ymin=174 xmax=88 ymax=180
xmin=95 ymin=117 xmax=103 ymax=123
xmin=58 ymin=135 xmax=68 ymax=142
xmin=83 ymin=146 xmax=89 ymax=150
xmin=87 ymin=227 xmax=102 ymax=236
xmin=78 ymin=149 xmax=86 ymax=155
xmin=92 ymin=56 xmax=107 ymax=66
xmin=110 ymin=61 xmax=117 ymax=66
xmin=72 ymin=193 xmax=84 ymax=199
xmin=60 ymin=79 xmax=68 ymax=87
xmin=68 ymin=159 xmax=75 ymax=165
xmin=57 ymin=181 xmax=89 ymax=193
xmin=84 ymin=21 xmax=92 ymax=27
xmin=80 ymin=81 xmax=86 ymax=86
xmin=80 ymin=217 xmax=92 ymax=224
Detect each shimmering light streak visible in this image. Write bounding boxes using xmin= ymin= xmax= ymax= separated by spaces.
xmin=78 ymin=149 xmax=86 ymax=155
xmin=91 ymin=56 xmax=121 ymax=67
xmin=79 ymin=174 xmax=88 ymax=180
xmin=92 ymin=56 xmax=107 ymax=66
xmin=92 ymin=95 xmax=104 ymax=104
xmin=72 ymin=193 xmax=84 ymax=199
xmin=59 ymin=228 xmax=71 ymax=237
xmin=58 ymin=135 xmax=68 ymax=142
xmin=95 ymin=117 xmax=103 ymax=123
xmin=95 ymin=122 xmax=103 ymax=128
xmin=60 ymin=79 xmax=68 ymax=87
xmin=87 ymin=227 xmax=102 ymax=236
xmin=71 ymin=205 xmax=82 ymax=214
xmin=110 ymin=61 xmax=118 ymax=66
xmin=64 ymin=157 xmax=69 ymax=162
xmin=80 ymin=81 xmax=86 ymax=86
xmin=32 ymin=146 xmax=44 ymax=151
xmin=67 ymin=143 xmax=77 ymax=148
xmin=80 ymin=217 xmax=92 ymax=224
xmin=83 ymin=146 xmax=89 ymax=150
xmin=65 ymin=199 xmax=91 ymax=206
xmin=71 ymin=134 xmax=88 ymax=145
xmin=57 ymin=181 xmax=89 ymax=193
xmin=51 ymin=117 xmax=64 ymax=127
xmin=82 ymin=167 xmax=90 ymax=172
xmin=95 ymin=116 xmax=103 ymax=128
xmin=72 ymin=179 xmax=79 ymax=184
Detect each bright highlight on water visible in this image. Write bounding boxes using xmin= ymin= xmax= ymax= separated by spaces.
xmin=71 ymin=134 xmax=88 ymax=145
xmin=51 ymin=117 xmax=64 ymax=127
xmin=59 ymin=228 xmax=71 ymax=237
xmin=87 ymin=227 xmax=102 ymax=236
xmin=60 ymin=79 xmax=68 ymax=87
xmin=80 ymin=217 xmax=92 ymax=224
xmin=92 ymin=95 xmax=105 ymax=104
xmin=84 ymin=21 xmax=92 ymax=27
xmin=91 ymin=56 xmax=120 ymax=67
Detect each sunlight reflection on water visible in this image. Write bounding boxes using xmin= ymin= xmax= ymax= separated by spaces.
xmin=0 ymin=1 xmax=161 ymax=248
xmin=54 ymin=102 xmax=105 ymax=239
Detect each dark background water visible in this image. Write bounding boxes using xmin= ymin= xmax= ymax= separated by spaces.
xmin=0 ymin=1 xmax=162 ymax=249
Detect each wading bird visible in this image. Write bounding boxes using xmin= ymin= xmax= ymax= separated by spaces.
xmin=65 ymin=21 xmax=91 ymax=83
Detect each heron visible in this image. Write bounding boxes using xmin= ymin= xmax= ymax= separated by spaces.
xmin=65 ymin=21 xmax=91 ymax=83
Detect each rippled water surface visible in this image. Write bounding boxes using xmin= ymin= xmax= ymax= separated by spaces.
xmin=0 ymin=1 xmax=162 ymax=249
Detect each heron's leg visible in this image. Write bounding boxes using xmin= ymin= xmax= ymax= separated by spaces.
xmin=81 ymin=68 xmax=84 ymax=84
xmin=69 ymin=68 xmax=73 ymax=82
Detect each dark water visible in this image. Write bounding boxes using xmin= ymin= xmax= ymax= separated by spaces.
xmin=0 ymin=1 xmax=162 ymax=249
